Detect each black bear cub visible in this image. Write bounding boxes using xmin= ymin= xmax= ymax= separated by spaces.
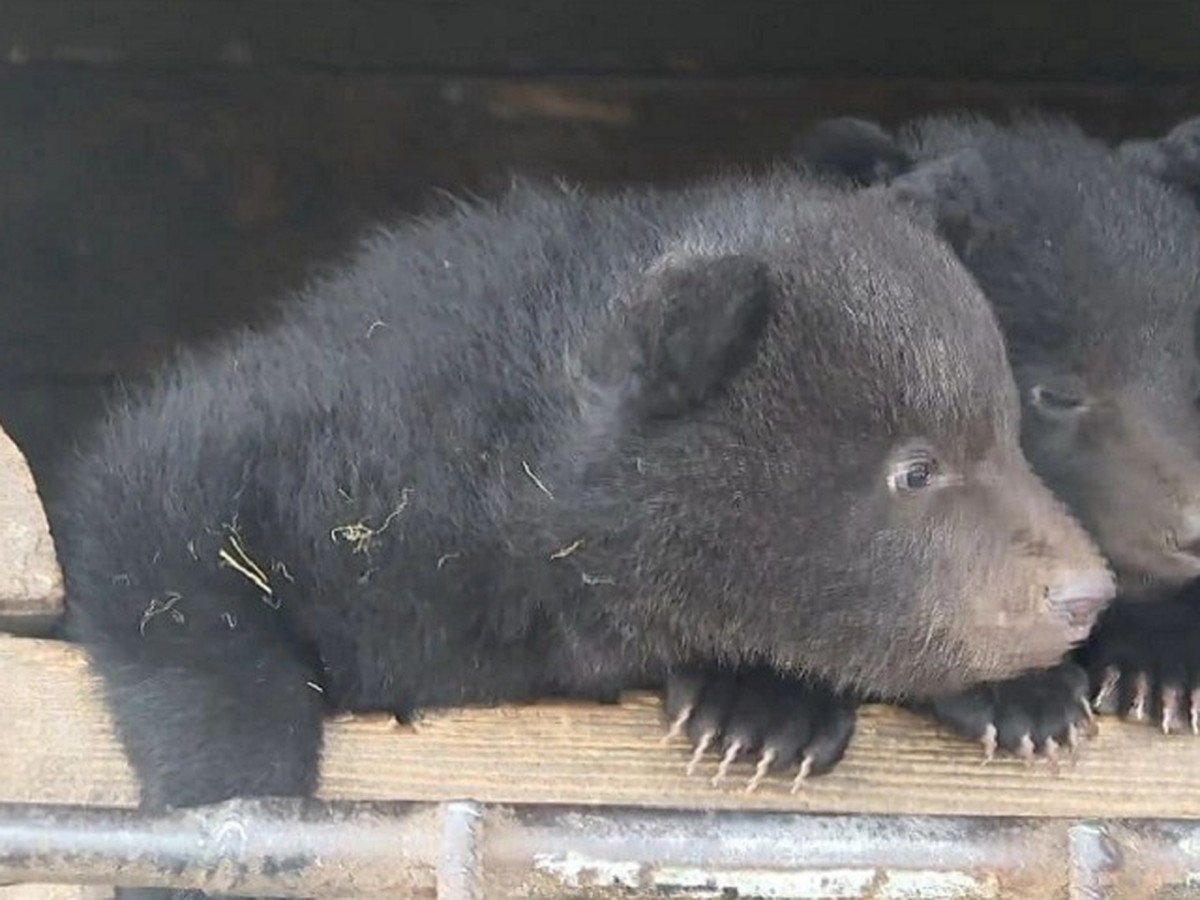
xmin=1082 ymin=115 xmax=1200 ymax=733
xmin=55 ymin=170 xmax=1112 ymax=899
xmin=796 ymin=113 xmax=1200 ymax=754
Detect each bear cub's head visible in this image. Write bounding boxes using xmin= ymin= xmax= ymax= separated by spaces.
xmin=571 ymin=183 xmax=1113 ymax=697
xmin=798 ymin=115 xmax=1200 ymax=596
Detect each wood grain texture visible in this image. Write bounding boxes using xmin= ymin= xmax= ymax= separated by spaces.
xmin=0 ymin=888 xmax=111 ymax=900
xmin=3 ymin=635 xmax=1199 ymax=819
xmin=0 ymin=429 xmax=62 ymax=628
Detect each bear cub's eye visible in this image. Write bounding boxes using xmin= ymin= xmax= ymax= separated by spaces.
xmin=889 ymin=458 xmax=937 ymax=493
xmin=904 ymin=461 xmax=933 ymax=490
xmin=1030 ymin=384 xmax=1087 ymax=414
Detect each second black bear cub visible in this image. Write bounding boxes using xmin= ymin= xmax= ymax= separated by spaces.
xmin=796 ymin=113 xmax=1200 ymax=752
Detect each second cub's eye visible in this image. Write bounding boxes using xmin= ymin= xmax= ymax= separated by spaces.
xmin=1030 ymin=384 xmax=1087 ymax=413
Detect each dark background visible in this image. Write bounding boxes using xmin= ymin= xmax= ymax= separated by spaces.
xmin=5 ymin=1 xmax=1200 ymax=500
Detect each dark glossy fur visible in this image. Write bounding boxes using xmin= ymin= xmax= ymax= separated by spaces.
xmin=1080 ymin=116 xmax=1200 ymax=727
xmin=1120 ymin=115 xmax=1200 ymax=212
xmin=796 ymin=113 xmax=1200 ymax=751
xmin=54 ymin=170 xmax=1106 ymax=898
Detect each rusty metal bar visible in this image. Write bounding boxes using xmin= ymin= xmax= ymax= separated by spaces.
xmin=488 ymin=807 xmax=1071 ymax=898
xmin=1103 ymin=820 xmax=1200 ymax=898
xmin=0 ymin=798 xmax=443 ymax=897
xmin=1069 ymin=822 xmax=1118 ymax=899
xmin=435 ymin=801 xmax=482 ymax=900
xmin=3 ymin=800 xmax=1200 ymax=898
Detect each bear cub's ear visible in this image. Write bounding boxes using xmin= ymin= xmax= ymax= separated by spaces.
xmin=574 ymin=253 xmax=775 ymax=421
xmin=1119 ymin=116 xmax=1200 ymax=194
xmin=793 ymin=117 xmax=915 ymax=186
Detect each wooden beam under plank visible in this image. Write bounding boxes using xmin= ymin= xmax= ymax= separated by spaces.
xmin=2 ymin=635 xmax=1198 ymax=818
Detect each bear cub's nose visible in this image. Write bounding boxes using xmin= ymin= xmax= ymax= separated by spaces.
xmin=1046 ymin=570 xmax=1117 ymax=629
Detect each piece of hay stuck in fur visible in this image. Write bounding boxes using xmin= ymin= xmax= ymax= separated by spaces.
xmin=550 ymin=539 xmax=584 ymax=560
xmin=218 ymin=530 xmax=273 ymax=597
xmin=331 ymin=489 xmax=413 ymax=555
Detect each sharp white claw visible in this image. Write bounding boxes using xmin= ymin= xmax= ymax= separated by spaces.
xmin=1043 ymin=737 xmax=1061 ymax=774
xmin=980 ymin=723 xmax=997 ymax=765
xmin=1017 ymin=733 xmax=1036 ymax=765
xmin=1079 ymin=696 xmax=1096 ymax=724
xmin=1066 ymin=723 xmax=1080 ymax=753
xmin=1078 ymin=697 xmax=1099 ymax=737
xmin=745 ymin=747 xmax=777 ymax=793
xmin=1162 ymin=687 xmax=1181 ymax=735
xmin=1130 ymin=673 xmax=1150 ymax=722
xmin=685 ymin=730 xmax=715 ymax=776
xmin=711 ymin=740 xmax=742 ymax=787
xmin=662 ymin=703 xmax=693 ymax=745
xmin=789 ymin=755 xmax=814 ymax=794
xmin=1092 ymin=666 xmax=1120 ymax=712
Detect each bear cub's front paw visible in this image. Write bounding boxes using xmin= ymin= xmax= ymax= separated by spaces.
xmin=926 ymin=661 xmax=1095 ymax=768
xmin=1083 ymin=597 xmax=1200 ymax=734
xmin=663 ymin=664 xmax=856 ymax=792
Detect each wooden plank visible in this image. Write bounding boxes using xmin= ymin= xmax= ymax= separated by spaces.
xmin=3 ymin=0 xmax=1200 ymax=82
xmin=0 ymin=382 xmax=113 ymax=514
xmin=3 ymin=635 xmax=1200 ymax=819
xmin=0 ymin=888 xmax=110 ymax=900
xmin=0 ymin=430 xmax=62 ymax=632
xmin=6 ymin=68 xmax=1200 ymax=389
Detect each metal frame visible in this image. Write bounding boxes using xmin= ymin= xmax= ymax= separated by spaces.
xmin=2 ymin=798 xmax=1200 ymax=898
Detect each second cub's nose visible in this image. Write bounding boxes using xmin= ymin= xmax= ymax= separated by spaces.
xmin=1176 ymin=508 xmax=1200 ymax=558
xmin=1047 ymin=570 xmax=1116 ymax=629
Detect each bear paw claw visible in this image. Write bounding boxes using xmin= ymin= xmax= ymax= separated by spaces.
xmin=663 ymin=665 xmax=856 ymax=791
xmin=1090 ymin=664 xmax=1200 ymax=735
xmin=1082 ymin=597 xmax=1200 ymax=736
xmin=925 ymin=661 xmax=1094 ymax=769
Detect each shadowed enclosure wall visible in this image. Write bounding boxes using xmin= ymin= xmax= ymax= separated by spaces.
xmin=4 ymin=0 xmax=1200 ymax=497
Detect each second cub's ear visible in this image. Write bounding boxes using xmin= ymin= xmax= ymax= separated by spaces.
xmin=793 ymin=117 xmax=914 ymax=186
xmin=1119 ymin=116 xmax=1200 ymax=195
xmin=871 ymin=147 xmax=994 ymax=253
xmin=573 ymin=253 xmax=775 ymax=421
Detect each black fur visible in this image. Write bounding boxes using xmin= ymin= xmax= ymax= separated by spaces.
xmin=1119 ymin=115 xmax=1200 ymax=206
xmin=793 ymin=118 xmax=914 ymax=187
xmin=1072 ymin=116 xmax=1200 ymax=731
xmin=54 ymin=170 xmax=1106 ymax=898
xmin=795 ymin=113 xmax=1200 ymax=753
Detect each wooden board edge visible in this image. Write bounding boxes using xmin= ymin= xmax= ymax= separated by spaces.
xmin=3 ymin=635 xmax=1200 ymax=818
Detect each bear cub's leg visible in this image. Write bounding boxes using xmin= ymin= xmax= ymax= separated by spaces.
xmin=664 ymin=666 xmax=857 ymax=791
xmin=71 ymin=596 xmax=326 ymax=900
